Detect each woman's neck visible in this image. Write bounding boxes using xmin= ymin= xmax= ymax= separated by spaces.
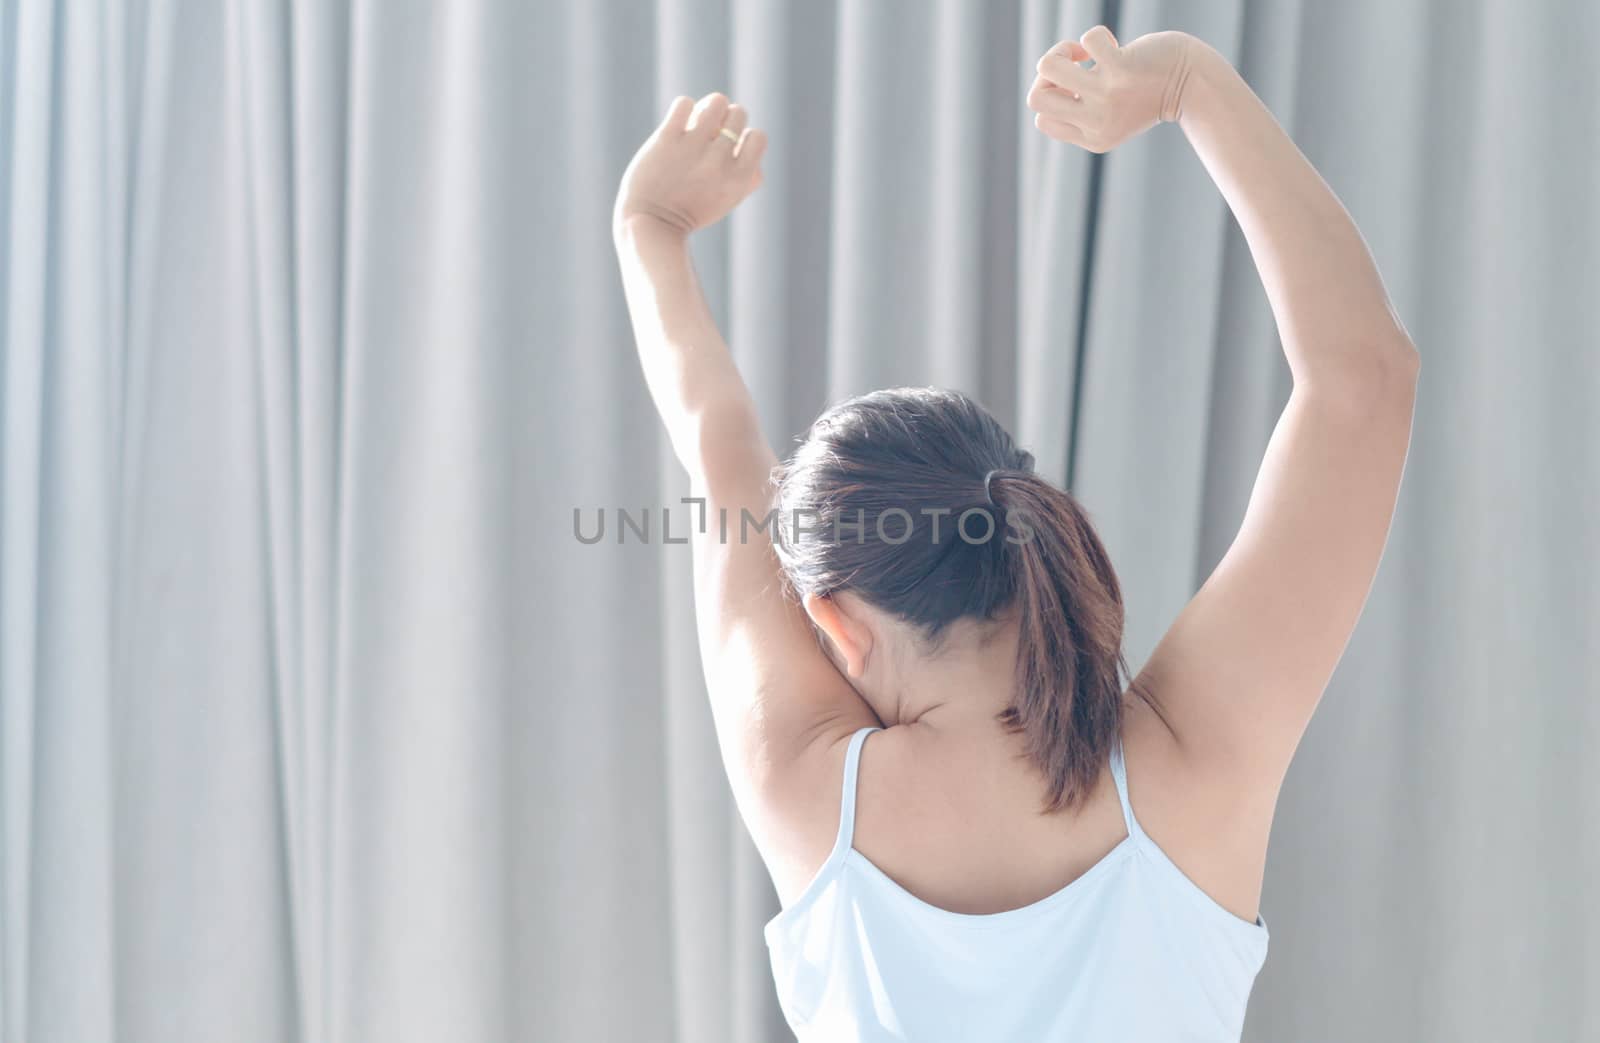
xmin=884 ymin=616 xmax=1022 ymax=729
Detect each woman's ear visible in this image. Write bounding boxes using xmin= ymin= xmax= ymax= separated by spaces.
xmin=802 ymin=593 xmax=873 ymax=679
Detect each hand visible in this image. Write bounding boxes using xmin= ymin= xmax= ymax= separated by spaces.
xmin=613 ymin=92 xmax=768 ymax=237
xmin=1026 ymin=27 xmax=1196 ymax=153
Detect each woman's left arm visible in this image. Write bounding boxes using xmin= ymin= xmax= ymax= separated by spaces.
xmin=613 ymin=94 xmax=878 ymax=900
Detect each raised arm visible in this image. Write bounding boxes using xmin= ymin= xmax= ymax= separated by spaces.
xmin=612 ymin=94 xmax=770 ymax=473
xmin=1030 ymin=28 xmax=1418 ymax=917
xmin=612 ymin=95 xmax=878 ymax=899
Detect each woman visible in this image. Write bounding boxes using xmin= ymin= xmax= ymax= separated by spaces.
xmin=612 ymin=25 xmax=1417 ymax=1043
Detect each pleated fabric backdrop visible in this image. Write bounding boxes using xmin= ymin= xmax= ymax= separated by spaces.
xmin=2 ymin=0 xmax=1596 ymax=1041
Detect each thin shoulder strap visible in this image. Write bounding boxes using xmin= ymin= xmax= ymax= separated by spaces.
xmin=830 ymin=726 xmax=879 ymax=858
xmin=1109 ymin=734 xmax=1147 ymax=842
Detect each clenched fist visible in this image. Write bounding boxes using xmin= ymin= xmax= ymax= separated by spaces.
xmin=1026 ymin=27 xmax=1196 ymax=153
xmin=613 ymin=92 xmax=768 ymax=236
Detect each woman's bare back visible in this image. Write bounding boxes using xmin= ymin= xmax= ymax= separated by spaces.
xmin=839 ymin=692 xmax=1269 ymax=925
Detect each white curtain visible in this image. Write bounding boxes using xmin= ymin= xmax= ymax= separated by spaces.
xmin=2 ymin=1 xmax=1595 ymax=1041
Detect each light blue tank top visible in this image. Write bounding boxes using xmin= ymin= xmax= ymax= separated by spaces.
xmin=764 ymin=726 xmax=1270 ymax=1041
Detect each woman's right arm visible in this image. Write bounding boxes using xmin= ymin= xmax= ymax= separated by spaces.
xmin=1127 ymin=32 xmax=1421 ymax=778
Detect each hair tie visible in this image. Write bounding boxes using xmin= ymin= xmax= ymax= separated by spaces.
xmin=983 ymin=469 xmax=1000 ymax=506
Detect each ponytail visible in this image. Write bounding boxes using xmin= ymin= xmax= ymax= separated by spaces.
xmin=991 ymin=471 xmax=1131 ymax=815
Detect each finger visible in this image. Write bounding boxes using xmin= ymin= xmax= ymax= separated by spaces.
xmin=721 ymin=103 xmax=749 ymax=142
xmin=1035 ymin=113 xmax=1101 ymax=152
xmin=1027 ymin=75 xmax=1084 ymax=120
xmin=686 ymin=92 xmax=731 ymax=137
xmin=662 ymin=95 xmax=694 ymax=133
xmin=734 ymin=127 xmax=767 ymax=166
xmin=1036 ymin=57 xmax=1091 ymax=96
xmin=1036 ymin=44 xmax=1094 ymax=93
xmin=1079 ymin=25 xmax=1119 ymax=64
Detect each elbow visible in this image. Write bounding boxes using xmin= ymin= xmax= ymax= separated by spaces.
xmin=675 ymin=404 xmax=774 ymax=492
xmin=1377 ymin=335 xmax=1421 ymax=404
xmin=1297 ymin=334 xmax=1420 ymax=426
xmin=1371 ymin=335 xmax=1421 ymax=404
xmin=1304 ymin=330 xmax=1420 ymax=404
xmin=1381 ymin=330 xmax=1421 ymax=381
xmin=689 ymin=403 xmax=765 ymax=461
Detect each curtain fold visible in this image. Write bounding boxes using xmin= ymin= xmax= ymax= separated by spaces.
xmin=2 ymin=1 xmax=1595 ymax=1041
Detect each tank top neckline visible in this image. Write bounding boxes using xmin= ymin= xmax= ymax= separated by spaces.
xmin=771 ymin=725 xmax=1149 ymax=933
xmin=841 ymin=835 xmax=1139 ymax=930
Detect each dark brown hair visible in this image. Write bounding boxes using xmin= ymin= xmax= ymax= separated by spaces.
xmin=772 ymin=387 xmax=1131 ymax=814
